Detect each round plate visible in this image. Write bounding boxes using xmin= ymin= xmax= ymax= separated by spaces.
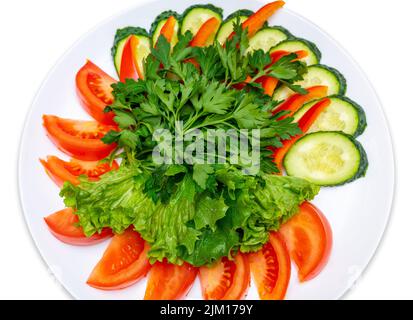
xmin=18 ymin=0 xmax=394 ymax=300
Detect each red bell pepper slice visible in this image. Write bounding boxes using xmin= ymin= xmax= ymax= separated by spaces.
xmin=273 ymin=98 xmax=331 ymax=170
xmin=119 ymin=36 xmax=139 ymax=82
xmin=229 ymin=1 xmax=285 ymax=39
xmin=269 ymin=50 xmax=308 ymax=65
xmin=190 ymin=17 xmax=220 ymax=47
xmin=157 ymin=15 xmax=177 ymax=45
xmin=274 ymin=85 xmax=329 ymax=119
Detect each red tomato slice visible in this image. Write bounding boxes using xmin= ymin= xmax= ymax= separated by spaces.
xmin=199 ymin=254 xmax=250 ymax=300
xmin=44 ymin=208 xmax=112 ymax=246
xmin=40 ymin=155 xmax=119 ymax=187
xmin=280 ymin=202 xmax=333 ymax=282
xmin=249 ymin=232 xmax=291 ymax=300
xmin=43 ymin=115 xmax=117 ymax=161
xmin=145 ymin=261 xmax=198 ymax=300
xmin=87 ymin=228 xmax=151 ymax=290
xmin=76 ymin=60 xmax=117 ymax=125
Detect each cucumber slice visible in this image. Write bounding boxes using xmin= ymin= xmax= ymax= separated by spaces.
xmin=112 ymin=27 xmax=150 ymax=76
xmin=273 ymin=64 xmax=347 ymax=102
xmin=247 ymin=27 xmax=291 ymax=53
xmin=216 ymin=9 xmax=253 ymax=45
xmin=181 ymin=4 xmax=223 ymax=37
xmin=293 ymin=96 xmax=367 ymax=137
xmin=150 ymin=11 xmax=180 ymax=47
xmin=270 ymin=38 xmax=321 ymax=65
xmin=284 ymin=132 xmax=368 ymax=186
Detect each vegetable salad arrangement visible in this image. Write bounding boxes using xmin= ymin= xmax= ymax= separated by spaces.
xmin=41 ymin=1 xmax=367 ymax=299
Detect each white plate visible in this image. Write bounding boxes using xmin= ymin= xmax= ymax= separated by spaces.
xmin=18 ymin=0 xmax=394 ymax=300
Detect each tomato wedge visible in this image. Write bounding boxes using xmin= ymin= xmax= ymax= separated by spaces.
xmin=280 ymin=202 xmax=332 ymax=282
xmin=87 ymin=228 xmax=151 ymax=290
xmin=44 ymin=208 xmax=112 ymax=246
xmin=199 ymin=254 xmax=250 ymax=300
xmin=43 ymin=115 xmax=117 ymax=161
xmin=145 ymin=261 xmax=198 ymax=300
xmin=40 ymin=155 xmax=118 ymax=187
xmin=249 ymin=232 xmax=291 ymax=300
xmin=76 ymin=60 xmax=117 ymax=125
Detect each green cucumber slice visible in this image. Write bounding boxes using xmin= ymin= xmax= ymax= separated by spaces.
xmin=216 ymin=9 xmax=252 ymax=45
xmin=247 ymin=26 xmax=291 ymax=53
xmin=273 ymin=64 xmax=347 ymax=102
xmin=112 ymin=27 xmax=150 ymax=76
xmin=181 ymin=4 xmax=223 ymax=37
xmin=284 ymin=131 xmax=368 ymax=186
xmin=150 ymin=11 xmax=180 ymax=47
xmin=293 ymin=96 xmax=367 ymax=137
xmin=270 ymin=38 xmax=321 ymax=65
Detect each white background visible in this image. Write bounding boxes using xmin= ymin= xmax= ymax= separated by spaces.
xmin=0 ymin=0 xmax=410 ymax=299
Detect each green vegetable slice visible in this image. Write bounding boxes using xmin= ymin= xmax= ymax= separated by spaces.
xmin=284 ymin=131 xmax=368 ymax=186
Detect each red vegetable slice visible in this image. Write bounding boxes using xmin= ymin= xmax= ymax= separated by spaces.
xmin=190 ymin=17 xmax=221 ymax=47
xmin=76 ymin=60 xmax=117 ymax=125
xmin=87 ymin=228 xmax=151 ymax=290
xmin=119 ymin=36 xmax=139 ymax=82
xmin=249 ymin=232 xmax=291 ymax=300
xmin=43 ymin=115 xmax=117 ymax=161
xmin=280 ymin=202 xmax=332 ymax=282
xmin=199 ymin=254 xmax=250 ymax=300
xmin=229 ymin=1 xmax=285 ymax=39
xmin=40 ymin=155 xmax=118 ymax=187
xmin=44 ymin=208 xmax=112 ymax=246
xmin=274 ymin=85 xmax=329 ymax=119
xmin=145 ymin=261 xmax=198 ymax=300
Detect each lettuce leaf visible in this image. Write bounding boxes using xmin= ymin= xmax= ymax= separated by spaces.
xmin=60 ymin=164 xmax=319 ymax=266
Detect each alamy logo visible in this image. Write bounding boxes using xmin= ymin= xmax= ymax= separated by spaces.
xmin=152 ymin=121 xmax=261 ymax=175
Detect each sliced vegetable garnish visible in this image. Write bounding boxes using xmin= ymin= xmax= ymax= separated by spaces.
xmin=119 ymin=36 xmax=139 ymax=82
xmin=42 ymin=115 xmax=117 ymax=161
xmin=273 ymin=98 xmax=331 ymax=170
xmin=40 ymin=155 xmax=118 ymax=187
xmin=44 ymin=208 xmax=112 ymax=246
xmin=271 ymin=38 xmax=321 ymax=65
xmin=248 ymin=26 xmax=290 ymax=52
xmin=130 ymin=35 xmax=151 ymax=79
xmin=157 ymin=15 xmax=178 ymax=45
xmin=216 ymin=10 xmax=252 ymax=45
xmin=229 ymin=1 xmax=285 ymax=39
xmin=150 ymin=11 xmax=180 ymax=47
xmin=112 ymin=27 xmax=150 ymax=76
xmin=181 ymin=4 xmax=223 ymax=36
xmin=249 ymin=232 xmax=291 ymax=300
xmin=75 ymin=61 xmax=116 ymax=125
xmin=293 ymin=96 xmax=367 ymax=137
xmin=144 ymin=261 xmax=198 ymax=300
xmin=274 ymin=85 xmax=329 ymax=119
xmin=273 ymin=64 xmax=347 ymax=102
xmin=87 ymin=228 xmax=151 ymax=290
xmin=199 ymin=254 xmax=250 ymax=300
xmin=280 ymin=202 xmax=332 ymax=281
xmin=190 ymin=17 xmax=221 ymax=47
xmin=284 ymin=131 xmax=368 ymax=186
